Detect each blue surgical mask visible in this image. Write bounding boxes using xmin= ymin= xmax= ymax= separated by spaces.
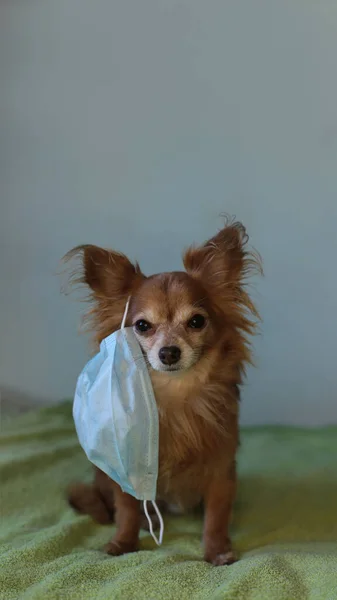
xmin=73 ymin=299 xmax=164 ymax=545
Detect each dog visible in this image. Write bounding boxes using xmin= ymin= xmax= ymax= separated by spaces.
xmin=65 ymin=220 xmax=261 ymax=566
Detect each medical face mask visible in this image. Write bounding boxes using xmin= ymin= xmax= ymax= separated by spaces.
xmin=73 ymin=299 xmax=164 ymax=545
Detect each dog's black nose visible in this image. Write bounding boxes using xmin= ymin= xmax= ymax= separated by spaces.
xmin=159 ymin=346 xmax=181 ymax=366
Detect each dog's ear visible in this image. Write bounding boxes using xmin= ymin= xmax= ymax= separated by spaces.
xmin=62 ymin=245 xmax=145 ymax=343
xmin=183 ymin=222 xmax=262 ymax=319
xmin=64 ymin=244 xmax=144 ymax=300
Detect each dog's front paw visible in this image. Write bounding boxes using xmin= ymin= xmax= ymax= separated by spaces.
xmin=105 ymin=540 xmax=138 ymax=556
xmin=204 ymin=549 xmax=237 ymax=566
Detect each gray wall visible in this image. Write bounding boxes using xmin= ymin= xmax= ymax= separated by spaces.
xmin=1 ymin=1 xmax=337 ymax=425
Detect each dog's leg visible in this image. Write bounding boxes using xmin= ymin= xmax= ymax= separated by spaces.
xmin=105 ymin=482 xmax=141 ymax=556
xmin=67 ymin=468 xmax=116 ymax=524
xmin=203 ymin=461 xmax=237 ymax=566
xmin=68 ymin=467 xmax=161 ymax=535
xmin=68 ymin=481 xmax=113 ymax=524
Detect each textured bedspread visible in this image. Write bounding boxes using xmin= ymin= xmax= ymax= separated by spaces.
xmin=0 ymin=402 xmax=336 ymax=599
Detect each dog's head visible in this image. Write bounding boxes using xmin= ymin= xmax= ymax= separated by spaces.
xmin=64 ymin=221 xmax=261 ymax=374
xmin=129 ymin=271 xmax=213 ymax=372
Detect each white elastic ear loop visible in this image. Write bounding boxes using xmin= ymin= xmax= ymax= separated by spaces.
xmin=121 ymin=296 xmax=131 ymax=329
xmin=143 ymin=500 xmax=164 ymax=546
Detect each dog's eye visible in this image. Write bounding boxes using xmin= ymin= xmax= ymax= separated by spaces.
xmin=187 ymin=314 xmax=206 ymax=329
xmin=135 ymin=320 xmax=152 ymax=333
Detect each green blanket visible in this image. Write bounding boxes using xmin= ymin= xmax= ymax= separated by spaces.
xmin=1 ymin=403 xmax=336 ymax=600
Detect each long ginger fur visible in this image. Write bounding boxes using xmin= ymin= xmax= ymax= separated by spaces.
xmin=64 ymin=219 xmax=262 ymax=565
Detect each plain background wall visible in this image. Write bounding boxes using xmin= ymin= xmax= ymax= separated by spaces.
xmin=1 ymin=1 xmax=337 ymax=425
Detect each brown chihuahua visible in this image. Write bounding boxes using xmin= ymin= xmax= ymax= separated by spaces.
xmin=65 ymin=220 xmax=261 ymax=566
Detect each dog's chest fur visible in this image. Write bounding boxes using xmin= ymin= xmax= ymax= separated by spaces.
xmin=150 ymin=359 xmax=238 ymax=509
